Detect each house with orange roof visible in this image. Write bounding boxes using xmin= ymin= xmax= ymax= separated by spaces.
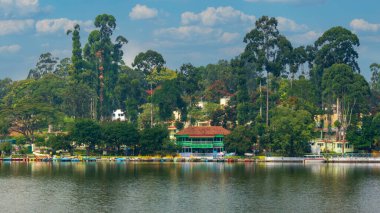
xmin=175 ymin=126 xmax=230 ymax=157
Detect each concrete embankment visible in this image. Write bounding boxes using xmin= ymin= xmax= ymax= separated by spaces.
xmin=2 ymin=156 xmax=380 ymax=163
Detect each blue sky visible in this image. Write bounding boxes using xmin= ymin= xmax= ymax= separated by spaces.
xmin=0 ymin=0 xmax=379 ymax=80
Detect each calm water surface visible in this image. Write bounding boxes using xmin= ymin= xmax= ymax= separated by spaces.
xmin=1 ymin=162 xmax=380 ymax=213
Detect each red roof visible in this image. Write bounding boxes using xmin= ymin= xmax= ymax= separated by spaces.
xmin=146 ymin=85 xmax=162 ymax=95
xmin=176 ymin=126 xmax=230 ymax=137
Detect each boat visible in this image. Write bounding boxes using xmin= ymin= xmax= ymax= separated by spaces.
xmin=82 ymin=157 xmax=97 ymax=161
xmin=115 ymin=157 xmax=126 ymax=161
xmin=71 ymin=158 xmax=80 ymax=162
xmin=60 ymin=157 xmax=72 ymax=162
xmin=303 ymin=155 xmax=325 ymax=163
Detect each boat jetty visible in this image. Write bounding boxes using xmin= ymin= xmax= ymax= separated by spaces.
xmin=1 ymin=153 xmax=380 ymax=163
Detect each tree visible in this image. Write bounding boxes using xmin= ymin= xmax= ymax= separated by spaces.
xmin=115 ymin=68 xmax=146 ymax=122
xmin=102 ymin=122 xmax=139 ymax=154
xmin=62 ymin=82 xmax=97 ymax=118
xmin=70 ymin=119 xmax=101 ymax=155
xmin=0 ymin=78 xmax=12 ymax=101
xmin=46 ymin=134 xmax=73 ymax=154
xmin=315 ymin=26 xmax=360 ymax=72
xmin=139 ymin=125 xmax=169 ymax=155
xmin=178 ymin=63 xmax=201 ymax=104
xmin=132 ymin=50 xmax=166 ymax=76
xmin=0 ymin=101 xmax=58 ymax=144
xmin=27 ymin=52 xmax=59 ymax=79
xmin=370 ymin=63 xmax=380 ymax=92
xmin=54 ymin=58 xmax=72 ymax=78
xmin=322 ymin=64 xmax=370 ymax=151
xmin=67 ymin=24 xmax=83 ymax=81
xmin=290 ymin=46 xmax=307 ymax=81
xmin=242 ymin=16 xmax=292 ymax=127
xmin=137 ymin=103 xmax=160 ymax=129
xmin=152 ymin=79 xmax=186 ymax=121
xmin=80 ymin=14 xmax=128 ymax=120
xmin=132 ymin=50 xmax=166 ymax=127
xmin=0 ymin=142 xmax=12 ymax=156
xmin=269 ymin=106 xmax=313 ymax=156
xmin=224 ymin=126 xmax=255 ymax=155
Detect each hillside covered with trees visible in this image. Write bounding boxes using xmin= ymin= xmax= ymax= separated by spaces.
xmin=1 ymin=14 xmax=380 ymax=156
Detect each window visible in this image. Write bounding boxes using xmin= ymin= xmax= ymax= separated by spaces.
xmin=337 ymin=143 xmax=342 ymax=148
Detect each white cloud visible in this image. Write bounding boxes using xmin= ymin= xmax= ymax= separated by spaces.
xmin=129 ymin=4 xmax=158 ymax=20
xmin=288 ymin=31 xmax=321 ymax=45
xmin=219 ymin=32 xmax=240 ymax=43
xmin=0 ymin=0 xmax=39 ymax=16
xmin=350 ymin=19 xmax=380 ymax=32
xmin=0 ymin=19 xmax=34 ymax=35
xmin=155 ymin=26 xmax=241 ymax=45
xmin=181 ymin=6 xmax=255 ymax=26
xmin=155 ymin=26 xmax=218 ymax=40
xmin=122 ymin=40 xmax=148 ymax=67
xmin=277 ymin=17 xmax=307 ymax=32
xmin=0 ymin=44 xmax=21 ymax=54
xmin=35 ymin=18 xmax=92 ymax=34
xmin=155 ymin=6 xmax=253 ymax=44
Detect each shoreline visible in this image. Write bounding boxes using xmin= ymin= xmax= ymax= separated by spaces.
xmin=2 ymin=157 xmax=380 ymax=163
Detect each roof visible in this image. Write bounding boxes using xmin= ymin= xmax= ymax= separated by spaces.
xmin=175 ymin=126 xmax=230 ymax=137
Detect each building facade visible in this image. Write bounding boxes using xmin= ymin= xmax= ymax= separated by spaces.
xmin=112 ymin=109 xmax=126 ymax=121
xmin=175 ymin=126 xmax=230 ymax=157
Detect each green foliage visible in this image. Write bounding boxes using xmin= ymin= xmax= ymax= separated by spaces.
xmin=139 ymin=125 xmax=169 ymax=155
xmin=242 ymin=16 xmax=291 ymax=77
xmin=0 ymin=142 xmax=12 ymax=155
xmin=70 ymin=119 xmax=101 ymax=152
xmin=346 ymin=116 xmax=372 ymax=150
xmin=370 ymin=63 xmax=380 ymax=92
xmin=153 ymin=80 xmax=186 ymax=121
xmin=46 ymin=134 xmax=72 ymax=153
xmin=62 ymin=82 xmax=96 ymax=118
xmin=101 ymin=121 xmax=139 ymax=149
xmin=323 ymin=64 xmax=370 ymax=113
xmin=269 ymin=106 xmax=314 ymax=156
xmin=1 ymin=100 xmax=58 ymax=143
xmin=67 ymin=24 xmax=83 ymax=80
xmin=132 ymin=50 xmax=166 ymax=76
xmin=0 ymin=78 xmax=12 ymax=101
xmin=115 ymin=69 xmax=146 ymax=122
xmin=315 ymin=26 xmax=360 ymax=72
xmin=137 ymin=103 xmax=160 ymax=129
xmin=27 ymin=53 xmax=59 ymax=79
xmin=174 ymin=121 xmax=184 ymax=130
xmin=348 ymin=113 xmax=380 ymax=150
xmin=225 ymin=126 xmax=255 ymax=155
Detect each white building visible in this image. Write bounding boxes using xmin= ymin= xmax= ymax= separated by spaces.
xmin=112 ymin=109 xmax=126 ymax=121
xmin=220 ymin=96 xmax=230 ymax=107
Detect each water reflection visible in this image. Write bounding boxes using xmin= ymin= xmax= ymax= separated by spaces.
xmin=1 ymin=162 xmax=380 ymax=212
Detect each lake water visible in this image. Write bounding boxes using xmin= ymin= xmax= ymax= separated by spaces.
xmin=1 ymin=162 xmax=380 ymax=213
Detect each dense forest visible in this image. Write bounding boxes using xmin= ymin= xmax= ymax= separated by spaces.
xmin=1 ymin=14 xmax=380 ymax=156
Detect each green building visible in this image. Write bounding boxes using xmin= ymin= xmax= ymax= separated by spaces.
xmin=175 ymin=126 xmax=230 ymax=156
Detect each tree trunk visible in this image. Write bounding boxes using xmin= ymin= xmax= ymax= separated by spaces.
xmin=260 ymin=80 xmax=262 ymax=118
xmin=150 ymin=82 xmax=153 ymax=128
xmin=266 ymin=71 xmax=269 ymax=128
